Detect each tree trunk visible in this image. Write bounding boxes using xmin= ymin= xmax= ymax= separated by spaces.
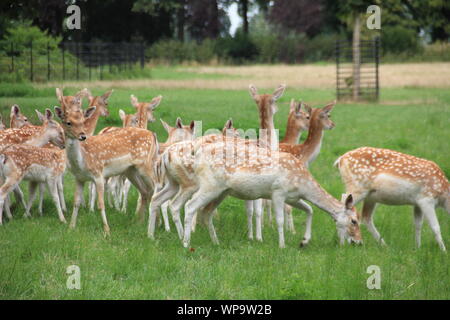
xmin=242 ymin=0 xmax=249 ymax=34
xmin=177 ymin=0 xmax=185 ymax=41
xmin=352 ymin=14 xmax=361 ymax=101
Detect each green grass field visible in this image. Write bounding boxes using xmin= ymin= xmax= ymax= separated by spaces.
xmin=0 ymin=80 xmax=449 ymax=299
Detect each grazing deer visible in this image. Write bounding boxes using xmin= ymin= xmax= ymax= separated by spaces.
xmin=179 ymin=139 xmax=361 ymax=248
xmin=0 ymin=111 xmax=66 ymax=225
xmin=335 ymin=147 xmax=449 ymax=251
xmin=54 ymin=106 xmax=158 ymax=234
xmin=10 ymin=105 xmax=30 ymax=129
xmin=148 ymin=119 xmax=239 ymax=239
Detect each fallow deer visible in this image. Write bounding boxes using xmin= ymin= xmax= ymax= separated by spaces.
xmin=335 ymin=147 xmax=449 ymax=251
xmin=10 ymin=105 xmax=30 ymax=129
xmin=148 ymin=119 xmax=239 ymax=239
xmin=54 ymin=106 xmax=158 ymax=234
xmin=179 ymin=139 xmax=361 ymax=248
xmin=55 ymin=88 xmax=88 ymax=113
xmin=0 ymin=110 xmax=67 ymax=225
xmin=83 ymin=89 xmax=114 ymax=136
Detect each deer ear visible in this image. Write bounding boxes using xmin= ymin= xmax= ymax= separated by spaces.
xmin=54 ymin=106 xmax=64 ymax=121
xmin=11 ymin=104 xmax=20 ymax=117
xmin=249 ymin=84 xmax=258 ymax=100
xmin=189 ymin=120 xmax=195 ymax=131
xmin=85 ymin=106 xmax=96 ymax=119
xmin=45 ymin=108 xmax=53 ymax=121
xmin=160 ymin=118 xmax=171 ymax=132
xmin=56 ymin=88 xmax=64 ymax=104
xmin=35 ymin=109 xmax=45 ymax=122
xmin=345 ymin=194 xmax=354 ymax=210
xmin=119 ymin=109 xmax=126 ymax=122
xmin=305 ymin=104 xmax=313 ymax=116
xmin=225 ymin=118 xmax=233 ymax=130
xmin=272 ymin=84 xmax=286 ymax=101
xmin=130 ymin=95 xmax=139 ymax=108
xmin=175 ymin=117 xmax=183 ymax=128
xmin=322 ymin=100 xmax=336 ymax=114
xmin=149 ymin=95 xmax=162 ymax=110
xmin=289 ymin=99 xmax=296 ymax=112
xmin=295 ymin=101 xmax=303 ymax=116
xmin=101 ymin=89 xmax=113 ymax=102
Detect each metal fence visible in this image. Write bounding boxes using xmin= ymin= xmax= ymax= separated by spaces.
xmin=336 ymin=38 xmax=380 ymax=101
xmin=0 ymin=42 xmax=145 ymax=82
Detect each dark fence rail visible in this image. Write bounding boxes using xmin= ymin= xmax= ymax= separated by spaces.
xmin=0 ymin=42 xmax=145 ymax=82
xmin=336 ymin=38 xmax=380 ymax=101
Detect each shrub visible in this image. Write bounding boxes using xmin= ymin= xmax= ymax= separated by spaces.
xmin=381 ymin=25 xmax=423 ymax=55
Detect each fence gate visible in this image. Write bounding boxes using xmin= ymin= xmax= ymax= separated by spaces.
xmin=336 ymin=37 xmax=380 ymax=101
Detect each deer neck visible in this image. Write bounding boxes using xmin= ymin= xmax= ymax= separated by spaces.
xmin=83 ymin=99 xmax=102 ymax=136
xmin=281 ymin=116 xmax=301 ymax=145
xmin=65 ymin=137 xmax=87 ymax=173
xmin=259 ymin=113 xmax=278 ymax=150
xmin=137 ymin=106 xmax=148 ymax=129
xmin=24 ymin=126 xmax=51 ymax=147
xmin=293 ymin=117 xmax=324 ymax=167
xmin=300 ymin=177 xmax=343 ymax=220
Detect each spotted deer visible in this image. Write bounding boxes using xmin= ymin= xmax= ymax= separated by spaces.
xmin=10 ymin=105 xmax=30 ymax=129
xmin=0 ymin=111 xmax=67 ymax=225
xmin=55 ymin=88 xmax=88 ymax=113
xmin=83 ymin=89 xmax=114 ymax=136
xmin=335 ymin=147 xmax=449 ymax=251
xmin=148 ymin=119 xmax=239 ymax=239
xmin=0 ymin=109 xmax=66 ymax=221
xmin=178 ymin=139 xmax=361 ymax=248
xmin=54 ymin=106 xmax=158 ymax=235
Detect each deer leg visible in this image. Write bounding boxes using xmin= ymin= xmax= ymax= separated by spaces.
xmin=25 ymin=182 xmax=39 ymax=218
xmin=121 ymin=179 xmax=131 ymax=213
xmin=4 ymin=195 xmax=12 ymax=220
xmin=413 ymin=206 xmax=424 ymax=248
xmin=57 ymin=175 xmax=66 ymax=213
xmin=0 ymin=177 xmax=20 ymax=225
xmin=38 ymin=183 xmax=45 ymax=216
xmin=161 ymin=201 xmax=171 ymax=232
xmin=47 ymin=179 xmax=66 ymax=223
xmin=13 ymin=185 xmax=26 ymax=209
xmin=245 ymin=200 xmax=254 ymax=240
xmin=254 ymin=199 xmax=263 ymax=242
xmin=200 ymin=195 xmax=227 ymax=245
xmin=182 ymin=188 xmax=225 ymax=248
xmin=272 ymin=193 xmax=286 ymax=249
xmin=265 ymin=199 xmax=273 ymax=227
xmin=169 ymin=186 xmax=198 ymax=240
xmin=284 ymin=204 xmax=296 ymax=234
xmin=148 ymin=183 xmax=178 ymax=239
xmin=289 ymin=200 xmax=313 ymax=247
xmin=418 ymin=200 xmax=446 ymax=251
xmin=361 ymin=200 xmax=385 ymax=245
xmin=94 ymin=177 xmax=110 ymax=236
xmin=88 ymin=182 xmax=96 ymax=212
xmin=69 ymin=180 xmax=84 ymax=229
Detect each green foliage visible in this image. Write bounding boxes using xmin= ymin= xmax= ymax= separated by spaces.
xmin=146 ymin=39 xmax=217 ymax=64
xmin=215 ymin=32 xmax=259 ymax=63
xmin=381 ymin=25 xmax=423 ymax=55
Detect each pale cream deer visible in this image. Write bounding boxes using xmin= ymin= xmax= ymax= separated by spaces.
xmin=179 ymin=139 xmax=361 ymax=248
xmin=335 ymin=147 xmax=449 ymax=251
xmin=10 ymin=105 xmax=30 ymax=129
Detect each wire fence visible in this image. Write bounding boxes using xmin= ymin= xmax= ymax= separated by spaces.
xmin=0 ymin=42 xmax=145 ymax=82
xmin=336 ymin=38 xmax=380 ymax=101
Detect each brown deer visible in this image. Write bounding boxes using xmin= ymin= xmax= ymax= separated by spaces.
xmin=179 ymin=139 xmax=361 ymax=248
xmin=10 ymin=105 xmax=30 ymax=129
xmin=54 ymin=106 xmax=158 ymax=234
xmin=55 ymin=88 xmax=88 ymax=113
xmin=83 ymin=89 xmax=114 ymax=136
xmin=0 ymin=110 xmax=66 ymax=225
xmin=335 ymin=147 xmax=449 ymax=251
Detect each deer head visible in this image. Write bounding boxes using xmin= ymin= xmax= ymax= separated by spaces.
xmin=35 ymin=108 xmax=65 ymax=149
xmin=55 ymin=88 xmax=87 ymax=113
xmin=248 ymin=84 xmax=286 ymax=122
xmin=10 ymin=104 xmax=29 ymax=128
xmin=119 ymin=109 xmax=139 ymax=128
xmin=54 ymin=106 xmax=96 ymax=141
xmin=335 ymin=194 xmax=361 ymax=245
xmin=161 ymin=117 xmax=195 ymax=144
xmin=289 ymin=99 xmax=311 ymax=132
xmin=86 ymin=89 xmax=113 ymax=116
xmin=130 ymin=94 xmax=162 ymax=124
xmin=315 ymin=101 xmax=336 ymax=130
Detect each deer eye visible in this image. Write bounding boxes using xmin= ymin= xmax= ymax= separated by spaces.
xmin=66 ymin=122 xmax=72 ymax=126
xmin=351 ymin=219 xmax=357 ymax=225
